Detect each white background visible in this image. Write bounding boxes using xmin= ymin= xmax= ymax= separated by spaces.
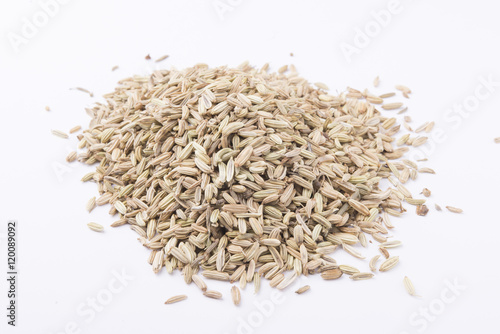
xmin=1 ymin=0 xmax=499 ymax=333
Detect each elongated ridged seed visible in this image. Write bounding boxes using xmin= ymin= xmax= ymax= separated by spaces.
xmin=74 ymin=64 xmax=434 ymax=299
xmin=231 ymin=286 xmax=241 ymax=306
xmin=165 ymin=295 xmax=187 ymax=304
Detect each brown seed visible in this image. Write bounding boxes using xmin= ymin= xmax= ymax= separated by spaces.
xmin=379 ymin=247 xmax=390 ymax=259
xmin=295 ymin=285 xmax=310 ymax=294
xmin=416 ymin=204 xmax=429 ymax=216
xmin=421 ymin=188 xmax=431 ymax=197
xmin=321 ymin=269 xmax=343 ymax=280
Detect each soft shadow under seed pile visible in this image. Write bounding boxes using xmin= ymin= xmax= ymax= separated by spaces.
xmin=76 ymin=63 xmax=430 ymax=294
